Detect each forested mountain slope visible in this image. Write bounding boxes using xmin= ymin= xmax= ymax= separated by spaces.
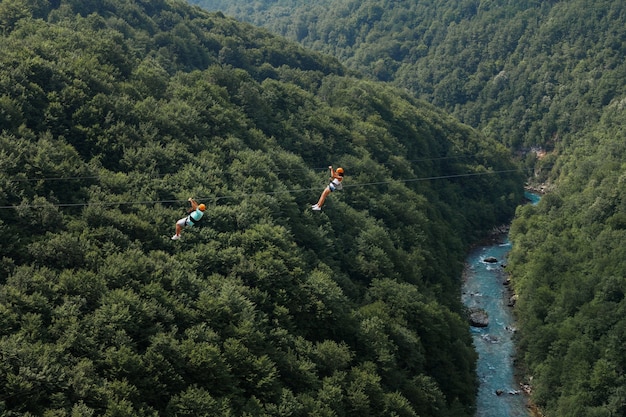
xmin=0 ymin=1 xmax=524 ymax=416
xmin=186 ymin=0 xmax=626 ymax=417
xmin=507 ymin=101 xmax=626 ymax=416
xmin=188 ymin=1 xmax=626 ymax=416
xmin=190 ymin=0 xmax=626 ymax=152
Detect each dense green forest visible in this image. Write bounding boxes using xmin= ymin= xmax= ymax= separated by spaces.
xmin=507 ymin=102 xmax=626 ymax=416
xmin=188 ymin=1 xmax=626 ymax=416
xmin=0 ymin=0 xmax=525 ymax=416
xmin=190 ymin=0 xmax=626 ymax=152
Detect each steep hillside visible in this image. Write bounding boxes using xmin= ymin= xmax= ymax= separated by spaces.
xmin=190 ymin=0 xmax=626 ymax=152
xmin=507 ymin=101 xmax=626 ymax=417
xmin=189 ymin=1 xmax=626 ymax=416
xmin=0 ymin=0 xmax=523 ymax=416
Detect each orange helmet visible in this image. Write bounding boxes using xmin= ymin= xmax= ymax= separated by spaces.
xmin=198 ymin=204 xmax=206 ymax=211
xmin=336 ymin=167 xmax=344 ymax=175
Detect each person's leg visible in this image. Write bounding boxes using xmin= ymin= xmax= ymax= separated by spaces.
xmin=173 ymin=218 xmax=186 ymax=238
xmin=316 ymin=187 xmax=331 ymax=207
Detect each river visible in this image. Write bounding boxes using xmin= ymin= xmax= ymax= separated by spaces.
xmin=462 ymin=192 xmax=540 ymax=417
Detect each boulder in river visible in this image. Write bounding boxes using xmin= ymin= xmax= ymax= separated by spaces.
xmin=483 ymin=256 xmax=498 ymax=263
xmin=469 ymin=308 xmax=489 ymax=327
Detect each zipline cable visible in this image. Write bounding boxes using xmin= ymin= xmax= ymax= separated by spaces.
xmin=0 ymin=168 xmax=524 ymax=210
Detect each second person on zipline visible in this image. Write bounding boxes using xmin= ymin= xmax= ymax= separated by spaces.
xmin=312 ymin=166 xmax=344 ymax=211
xmin=172 ymin=197 xmax=205 ymax=240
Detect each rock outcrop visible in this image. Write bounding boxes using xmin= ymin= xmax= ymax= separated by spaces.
xmin=469 ymin=308 xmax=489 ymax=327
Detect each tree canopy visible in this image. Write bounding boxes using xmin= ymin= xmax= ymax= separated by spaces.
xmin=189 ymin=1 xmax=626 ymax=415
xmin=0 ymin=1 xmax=524 ymax=416
xmin=191 ymin=0 xmax=626 ymax=151
xmin=507 ymin=101 xmax=626 ymax=417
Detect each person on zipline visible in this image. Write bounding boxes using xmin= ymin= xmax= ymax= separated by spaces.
xmin=172 ymin=198 xmax=206 ymax=240
xmin=312 ymin=166 xmax=344 ymax=211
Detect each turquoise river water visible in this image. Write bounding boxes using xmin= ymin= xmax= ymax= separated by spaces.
xmin=462 ymin=192 xmax=540 ymax=417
